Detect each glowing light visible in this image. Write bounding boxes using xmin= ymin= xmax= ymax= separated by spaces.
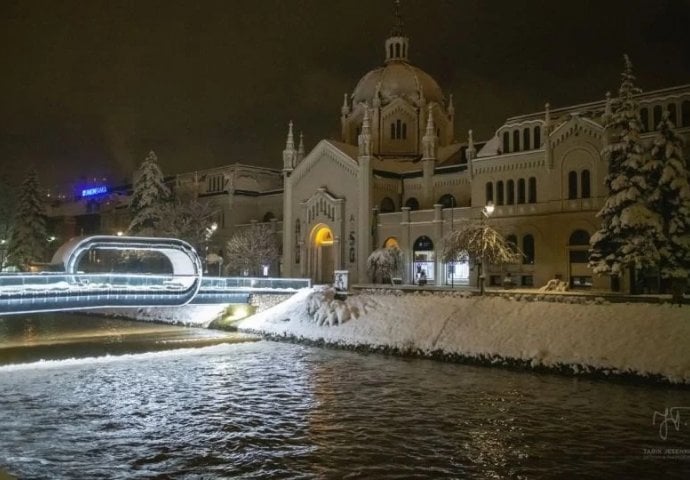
xmin=116 ymin=231 xmax=124 ymax=236
xmin=81 ymin=186 xmax=108 ymax=197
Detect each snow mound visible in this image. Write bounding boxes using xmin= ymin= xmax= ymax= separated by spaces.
xmin=238 ymin=287 xmax=690 ymax=384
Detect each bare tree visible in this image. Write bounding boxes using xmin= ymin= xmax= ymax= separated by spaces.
xmin=158 ymin=194 xmax=218 ymax=254
xmin=367 ymin=246 xmax=403 ymax=284
xmin=442 ymin=221 xmax=522 ymax=294
xmin=224 ymin=223 xmax=279 ymax=276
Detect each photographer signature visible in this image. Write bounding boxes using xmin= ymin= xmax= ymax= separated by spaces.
xmin=653 ymin=407 xmax=690 ymax=440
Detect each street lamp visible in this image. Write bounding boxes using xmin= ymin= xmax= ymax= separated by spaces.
xmin=449 ymin=196 xmax=456 ymax=288
xmin=479 ymin=201 xmax=495 ymax=295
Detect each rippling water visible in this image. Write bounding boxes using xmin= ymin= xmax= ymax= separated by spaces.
xmin=0 ymin=315 xmax=689 ymax=479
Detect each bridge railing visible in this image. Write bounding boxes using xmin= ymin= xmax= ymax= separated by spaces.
xmin=0 ymin=273 xmax=198 ymax=294
xmin=200 ymin=276 xmax=311 ymax=292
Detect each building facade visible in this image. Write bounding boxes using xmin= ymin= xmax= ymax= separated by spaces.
xmin=281 ymin=18 xmax=690 ymax=290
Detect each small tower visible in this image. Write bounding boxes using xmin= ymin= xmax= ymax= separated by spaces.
xmin=297 ymin=132 xmax=305 ymax=164
xmin=422 ymin=104 xmax=437 ymax=207
xmin=341 ymin=94 xmax=350 ymax=142
xmin=358 ymin=106 xmax=372 ymax=157
xmin=385 ymin=0 xmax=409 ymax=63
xmin=466 ymin=129 xmax=476 ymax=179
xmin=283 ymin=121 xmax=296 ymax=173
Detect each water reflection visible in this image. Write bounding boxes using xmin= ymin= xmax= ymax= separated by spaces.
xmin=0 ymin=315 xmax=688 ymax=479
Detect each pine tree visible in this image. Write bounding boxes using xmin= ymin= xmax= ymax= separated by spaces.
xmin=127 ymin=151 xmax=170 ymax=235
xmin=0 ymin=172 xmax=16 ymax=268
xmin=6 ymin=169 xmax=48 ymax=270
xmin=646 ymin=111 xmax=690 ymax=290
xmin=589 ymin=55 xmax=661 ymax=285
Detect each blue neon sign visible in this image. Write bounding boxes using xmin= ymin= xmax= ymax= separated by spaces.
xmin=81 ymin=186 xmax=108 ymax=197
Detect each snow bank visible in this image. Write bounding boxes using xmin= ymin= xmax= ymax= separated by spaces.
xmin=238 ymin=287 xmax=690 ymax=384
xmin=92 ymin=305 xmax=228 ymax=328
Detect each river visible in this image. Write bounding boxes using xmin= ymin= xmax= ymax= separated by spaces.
xmin=0 ymin=313 xmax=688 ymax=479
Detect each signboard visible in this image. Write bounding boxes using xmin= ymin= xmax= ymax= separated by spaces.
xmin=81 ymin=186 xmax=108 ymax=198
xmin=334 ymin=270 xmax=349 ymax=292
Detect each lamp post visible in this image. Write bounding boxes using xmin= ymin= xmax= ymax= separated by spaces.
xmin=479 ymin=201 xmax=495 ymax=295
xmin=450 ymin=196 xmax=456 ymax=288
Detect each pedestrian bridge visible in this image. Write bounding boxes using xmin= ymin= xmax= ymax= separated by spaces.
xmin=0 ymin=235 xmax=310 ymax=316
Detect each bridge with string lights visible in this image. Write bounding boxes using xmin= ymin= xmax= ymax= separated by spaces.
xmin=0 ymin=236 xmax=310 ymax=316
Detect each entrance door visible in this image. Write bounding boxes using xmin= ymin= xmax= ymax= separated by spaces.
xmin=312 ymin=225 xmax=335 ymax=284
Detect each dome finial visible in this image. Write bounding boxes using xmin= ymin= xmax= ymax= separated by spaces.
xmin=391 ymin=0 xmax=404 ymax=37
xmin=385 ymin=0 xmax=409 ymax=63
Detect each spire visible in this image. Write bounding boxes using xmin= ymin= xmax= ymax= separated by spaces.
xmin=385 ymin=1 xmax=409 ymax=63
xmin=467 ymin=129 xmax=476 ymax=178
xmin=391 ymin=0 xmax=404 ymax=36
xmin=358 ymin=106 xmax=372 ymax=157
xmin=298 ymin=132 xmax=305 ymax=159
xmin=544 ymin=103 xmax=551 ymax=132
xmin=341 ymin=93 xmax=349 ymax=117
xmin=283 ymin=121 xmax=296 ymax=173
xmin=285 ymin=121 xmax=295 ymax=150
xmin=448 ymin=93 xmax=455 ymax=117
xmin=422 ymin=104 xmax=438 ymax=160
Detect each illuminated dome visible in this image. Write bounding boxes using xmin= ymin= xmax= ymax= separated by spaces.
xmin=351 ymin=61 xmax=445 ymax=107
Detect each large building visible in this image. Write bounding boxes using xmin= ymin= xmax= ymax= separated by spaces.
xmin=281 ymin=13 xmax=690 ymax=291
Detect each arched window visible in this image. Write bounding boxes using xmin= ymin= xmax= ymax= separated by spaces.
xmin=402 ymin=122 xmax=407 ymax=140
xmin=438 ymin=194 xmax=456 ymax=209
xmin=502 ymin=132 xmax=510 ymax=153
xmin=568 ymin=171 xmax=578 ymax=199
xmin=569 ymin=229 xmax=590 ymax=246
xmin=496 ymin=181 xmax=505 ymax=205
xmin=640 ymin=107 xmax=649 ymax=132
xmin=522 ymin=234 xmax=535 ymax=264
xmin=668 ymin=103 xmax=677 ymax=126
xmin=485 ymin=182 xmax=494 ymax=204
xmin=384 ymin=237 xmax=399 ymax=248
xmin=405 ymin=197 xmax=419 ymax=211
xmin=534 ymin=125 xmax=541 ymax=148
xmin=653 ymin=105 xmax=663 ymax=129
xmin=506 ymin=180 xmax=515 ymax=205
xmin=513 ymin=130 xmax=520 ymax=152
xmin=581 ymin=170 xmax=591 ymax=198
xmin=396 ymin=119 xmax=402 ymax=139
xmin=395 ymin=43 xmax=401 ymax=57
xmin=517 ymin=178 xmax=526 ymax=204
xmin=682 ymin=100 xmax=690 ymax=127
xmin=528 ymin=177 xmax=537 ymax=203
xmin=523 ymin=128 xmax=531 ymax=150
xmin=380 ymin=197 xmax=395 ymax=213
xmin=389 ymin=44 xmax=394 ymax=58
xmin=262 ymin=212 xmax=275 ymax=222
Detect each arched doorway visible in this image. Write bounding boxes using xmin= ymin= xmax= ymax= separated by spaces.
xmin=413 ymin=236 xmax=434 ymax=284
xmin=311 ymin=224 xmax=335 ymax=284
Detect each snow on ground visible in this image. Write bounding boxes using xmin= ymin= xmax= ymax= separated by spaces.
xmin=93 ymin=305 xmax=228 ymax=327
xmin=238 ymin=287 xmax=690 ymax=384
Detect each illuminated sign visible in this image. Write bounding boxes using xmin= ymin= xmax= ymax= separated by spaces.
xmin=81 ymin=186 xmax=108 ymax=197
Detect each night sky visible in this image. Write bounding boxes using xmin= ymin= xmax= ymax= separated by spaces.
xmin=1 ymin=0 xmax=689 ymax=190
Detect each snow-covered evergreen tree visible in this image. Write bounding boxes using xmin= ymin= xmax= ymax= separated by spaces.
xmin=0 ymin=172 xmax=16 ymax=268
xmin=589 ymin=55 xmax=661 ymax=283
xmin=646 ymin=111 xmax=690 ymax=287
xmin=6 ymin=169 xmax=48 ymax=270
xmin=127 ymin=151 xmax=170 ymax=235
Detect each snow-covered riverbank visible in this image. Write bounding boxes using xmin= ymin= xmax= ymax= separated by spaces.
xmin=238 ymin=287 xmax=690 ymax=384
